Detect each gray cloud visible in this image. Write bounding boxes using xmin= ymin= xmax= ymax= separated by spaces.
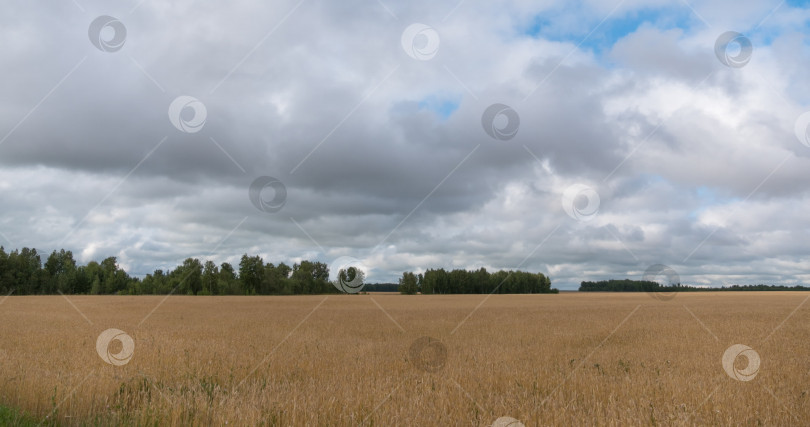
xmin=1 ymin=0 xmax=809 ymax=289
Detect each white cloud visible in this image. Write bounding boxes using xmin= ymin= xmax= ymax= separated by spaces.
xmin=0 ymin=0 xmax=808 ymax=289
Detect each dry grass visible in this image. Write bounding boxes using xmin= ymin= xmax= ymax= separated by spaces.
xmin=0 ymin=292 xmax=808 ymax=425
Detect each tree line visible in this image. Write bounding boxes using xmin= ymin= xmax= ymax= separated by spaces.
xmin=398 ymin=268 xmax=557 ymax=294
xmin=579 ymin=279 xmax=671 ymax=293
xmin=0 ymin=247 xmax=337 ymax=295
xmin=362 ymin=283 xmax=399 ymax=292
xmin=579 ymin=279 xmax=810 ymax=292
xmin=0 ymin=246 xmax=558 ymax=296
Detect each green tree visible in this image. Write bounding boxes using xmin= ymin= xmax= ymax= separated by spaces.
xmin=201 ymin=260 xmax=219 ymax=295
xmin=239 ymin=255 xmax=264 ymax=295
xmin=218 ymin=262 xmax=239 ymax=295
xmin=291 ymin=261 xmax=313 ymax=294
xmin=90 ymin=276 xmax=102 ymax=295
xmin=14 ymin=248 xmax=42 ymax=294
xmin=44 ymin=249 xmax=77 ymax=294
xmin=399 ymin=271 xmax=418 ymax=295
xmin=100 ymin=257 xmax=121 ymax=294
xmin=0 ymin=247 xmax=10 ymax=293
xmin=176 ymin=258 xmax=203 ymax=295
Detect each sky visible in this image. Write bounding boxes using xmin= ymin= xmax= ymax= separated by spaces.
xmin=1 ymin=0 xmax=809 ymax=290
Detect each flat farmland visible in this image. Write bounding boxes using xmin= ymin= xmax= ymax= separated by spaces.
xmin=0 ymin=293 xmax=808 ymax=425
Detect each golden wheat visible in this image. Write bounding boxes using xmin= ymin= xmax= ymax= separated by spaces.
xmin=0 ymin=292 xmax=807 ymax=425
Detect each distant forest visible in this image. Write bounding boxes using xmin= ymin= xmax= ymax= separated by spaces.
xmin=0 ymin=247 xmax=336 ymax=295
xmin=397 ymin=268 xmax=557 ymax=294
xmin=579 ymin=279 xmax=810 ymax=292
xmin=0 ymin=247 xmax=556 ymax=296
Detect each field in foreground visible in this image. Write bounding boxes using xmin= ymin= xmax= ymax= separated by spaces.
xmin=0 ymin=293 xmax=808 ymax=426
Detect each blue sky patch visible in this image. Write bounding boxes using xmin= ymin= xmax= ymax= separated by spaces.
xmin=418 ymin=95 xmax=461 ymax=120
xmin=787 ymin=0 xmax=810 ymax=8
xmin=523 ymin=6 xmax=696 ymax=54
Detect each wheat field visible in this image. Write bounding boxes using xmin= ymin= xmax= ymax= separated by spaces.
xmin=0 ymin=292 xmax=807 ymax=425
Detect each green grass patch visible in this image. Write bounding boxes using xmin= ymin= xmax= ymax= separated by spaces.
xmin=0 ymin=404 xmax=39 ymax=426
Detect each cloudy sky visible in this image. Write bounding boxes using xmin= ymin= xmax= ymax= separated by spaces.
xmin=1 ymin=0 xmax=809 ymax=289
